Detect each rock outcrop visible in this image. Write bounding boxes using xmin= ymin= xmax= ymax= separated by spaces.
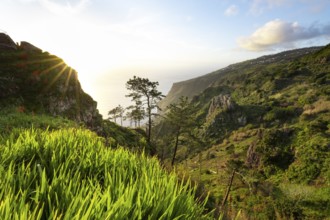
xmin=208 ymin=94 xmax=236 ymax=116
xmin=20 ymin=41 xmax=42 ymax=53
xmin=0 ymin=34 xmax=103 ymax=132
xmin=0 ymin=33 xmax=17 ymax=50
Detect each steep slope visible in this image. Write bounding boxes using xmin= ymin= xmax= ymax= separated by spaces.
xmin=0 ymin=33 xmax=102 ymax=131
xmin=159 ymin=46 xmax=322 ymax=110
xmin=0 ymin=33 xmax=149 ymax=151
xmin=156 ymin=44 xmax=330 ymax=219
xmin=0 ymin=127 xmax=213 ymax=219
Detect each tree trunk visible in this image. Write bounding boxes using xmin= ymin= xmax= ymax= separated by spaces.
xmin=221 ymin=169 xmax=235 ymax=211
xmin=171 ymin=128 xmax=180 ymax=167
xmin=147 ymin=96 xmax=156 ymax=156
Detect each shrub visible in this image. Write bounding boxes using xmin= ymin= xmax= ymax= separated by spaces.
xmin=263 ymin=106 xmax=298 ymax=122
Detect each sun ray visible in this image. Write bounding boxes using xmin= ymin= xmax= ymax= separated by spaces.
xmin=42 ymin=63 xmax=68 ymax=92
xmin=74 ymin=71 xmax=81 ymax=121
xmin=64 ymin=67 xmax=73 ymax=92
xmin=40 ymin=60 xmax=65 ymax=76
xmin=22 ymin=56 xmax=62 ymax=65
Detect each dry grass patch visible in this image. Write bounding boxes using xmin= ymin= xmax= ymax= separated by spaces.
xmin=303 ymin=99 xmax=330 ymax=115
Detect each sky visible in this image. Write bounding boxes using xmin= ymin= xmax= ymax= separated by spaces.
xmin=1 ymin=0 xmax=330 ymax=118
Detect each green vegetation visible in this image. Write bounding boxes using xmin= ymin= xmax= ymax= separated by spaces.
xmin=1 ymin=34 xmax=329 ymax=219
xmin=0 ymin=41 xmax=103 ymax=131
xmin=0 ymin=127 xmax=212 ymax=219
xmin=0 ymin=107 xmax=78 ymax=135
xmin=156 ymin=45 xmax=330 ymax=219
xmin=108 ymin=104 xmax=125 ymax=125
xmin=126 ymin=76 xmax=164 ymax=155
xmin=0 ymin=37 xmax=213 ymax=219
xmin=165 ymin=96 xmax=199 ymax=166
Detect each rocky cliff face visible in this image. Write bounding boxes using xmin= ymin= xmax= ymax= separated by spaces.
xmin=208 ymin=94 xmax=236 ymax=116
xmin=0 ymin=33 xmax=103 ymax=132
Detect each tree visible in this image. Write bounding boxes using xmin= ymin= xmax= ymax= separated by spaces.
xmin=166 ymin=96 xmax=197 ymax=166
xmin=125 ymin=103 xmax=145 ymax=127
xmin=126 ymin=76 xmax=164 ymax=154
xmin=108 ymin=104 xmax=125 ymax=125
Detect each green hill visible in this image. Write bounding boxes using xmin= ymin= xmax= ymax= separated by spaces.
xmin=156 ymin=45 xmax=330 ymax=219
xmin=158 ymin=46 xmax=322 ymax=110
xmin=1 ymin=32 xmax=329 ymax=219
xmin=0 ymin=33 xmax=214 ymax=219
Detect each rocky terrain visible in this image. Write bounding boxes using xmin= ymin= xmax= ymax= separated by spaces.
xmin=0 ymin=33 xmax=103 ymax=132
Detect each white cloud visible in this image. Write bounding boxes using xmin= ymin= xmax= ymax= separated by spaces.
xmin=224 ymin=5 xmax=238 ymax=16
xmin=237 ymin=19 xmax=330 ymax=51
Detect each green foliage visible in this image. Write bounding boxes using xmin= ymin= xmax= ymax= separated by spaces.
xmin=126 ymin=76 xmax=164 ymax=154
xmin=263 ymin=106 xmax=299 ymax=122
xmin=286 ymin=123 xmax=329 ymax=183
xmin=274 ymin=184 xmax=330 ymax=219
xmin=156 ymin=45 xmax=330 ymax=219
xmin=0 ymin=108 xmax=78 ymax=135
xmin=125 ymin=103 xmax=145 ymax=127
xmin=256 ymin=129 xmax=294 ymax=176
xmin=165 ymin=96 xmax=199 ymax=166
xmin=0 ymin=128 xmax=213 ymax=219
xmin=101 ymin=120 xmax=149 ymax=151
xmin=166 ymin=96 xmax=197 ymax=131
xmin=108 ymin=104 xmax=124 ymax=125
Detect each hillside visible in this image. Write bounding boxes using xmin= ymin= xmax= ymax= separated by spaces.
xmin=0 ymin=33 xmax=214 ymax=219
xmin=1 ymin=31 xmax=329 ymax=219
xmin=155 ymin=45 xmax=330 ymax=219
xmin=0 ymin=33 xmax=103 ymax=131
xmin=0 ymin=33 xmax=150 ymax=151
xmin=159 ymin=46 xmax=322 ymax=110
xmin=0 ymin=127 xmax=213 ymax=219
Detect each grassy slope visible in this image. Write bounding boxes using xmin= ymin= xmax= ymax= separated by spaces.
xmin=0 ymin=119 xmax=213 ymax=219
xmin=159 ymin=45 xmax=330 ymax=219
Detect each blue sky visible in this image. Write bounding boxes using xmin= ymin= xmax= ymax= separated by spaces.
xmin=1 ymin=0 xmax=330 ymax=117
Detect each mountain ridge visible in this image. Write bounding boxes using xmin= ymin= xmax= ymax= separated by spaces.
xmin=155 ymin=44 xmax=330 ymax=219
xmin=159 ymin=46 xmax=323 ymax=110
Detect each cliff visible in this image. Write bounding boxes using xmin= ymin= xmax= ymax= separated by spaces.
xmin=0 ymin=33 xmax=103 ymax=131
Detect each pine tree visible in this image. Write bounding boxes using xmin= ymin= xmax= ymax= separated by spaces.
xmin=126 ymin=76 xmax=164 ymax=155
xmin=166 ymin=96 xmax=197 ymax=166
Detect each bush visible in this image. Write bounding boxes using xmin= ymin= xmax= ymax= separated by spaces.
xmin=263 ymin=106 xmax=298 ymax=122
xmin=256 ymin=129 xmax=294 ymax=174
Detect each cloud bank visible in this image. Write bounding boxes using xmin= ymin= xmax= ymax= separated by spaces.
xmin=237 ymin=19 xmax=330 ymax=51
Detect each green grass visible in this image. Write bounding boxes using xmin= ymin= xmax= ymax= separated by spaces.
xmin=0 ymin=108 xmax=78 ymax=134
xmin=0 ymin=128 xmax=212 ymax=219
